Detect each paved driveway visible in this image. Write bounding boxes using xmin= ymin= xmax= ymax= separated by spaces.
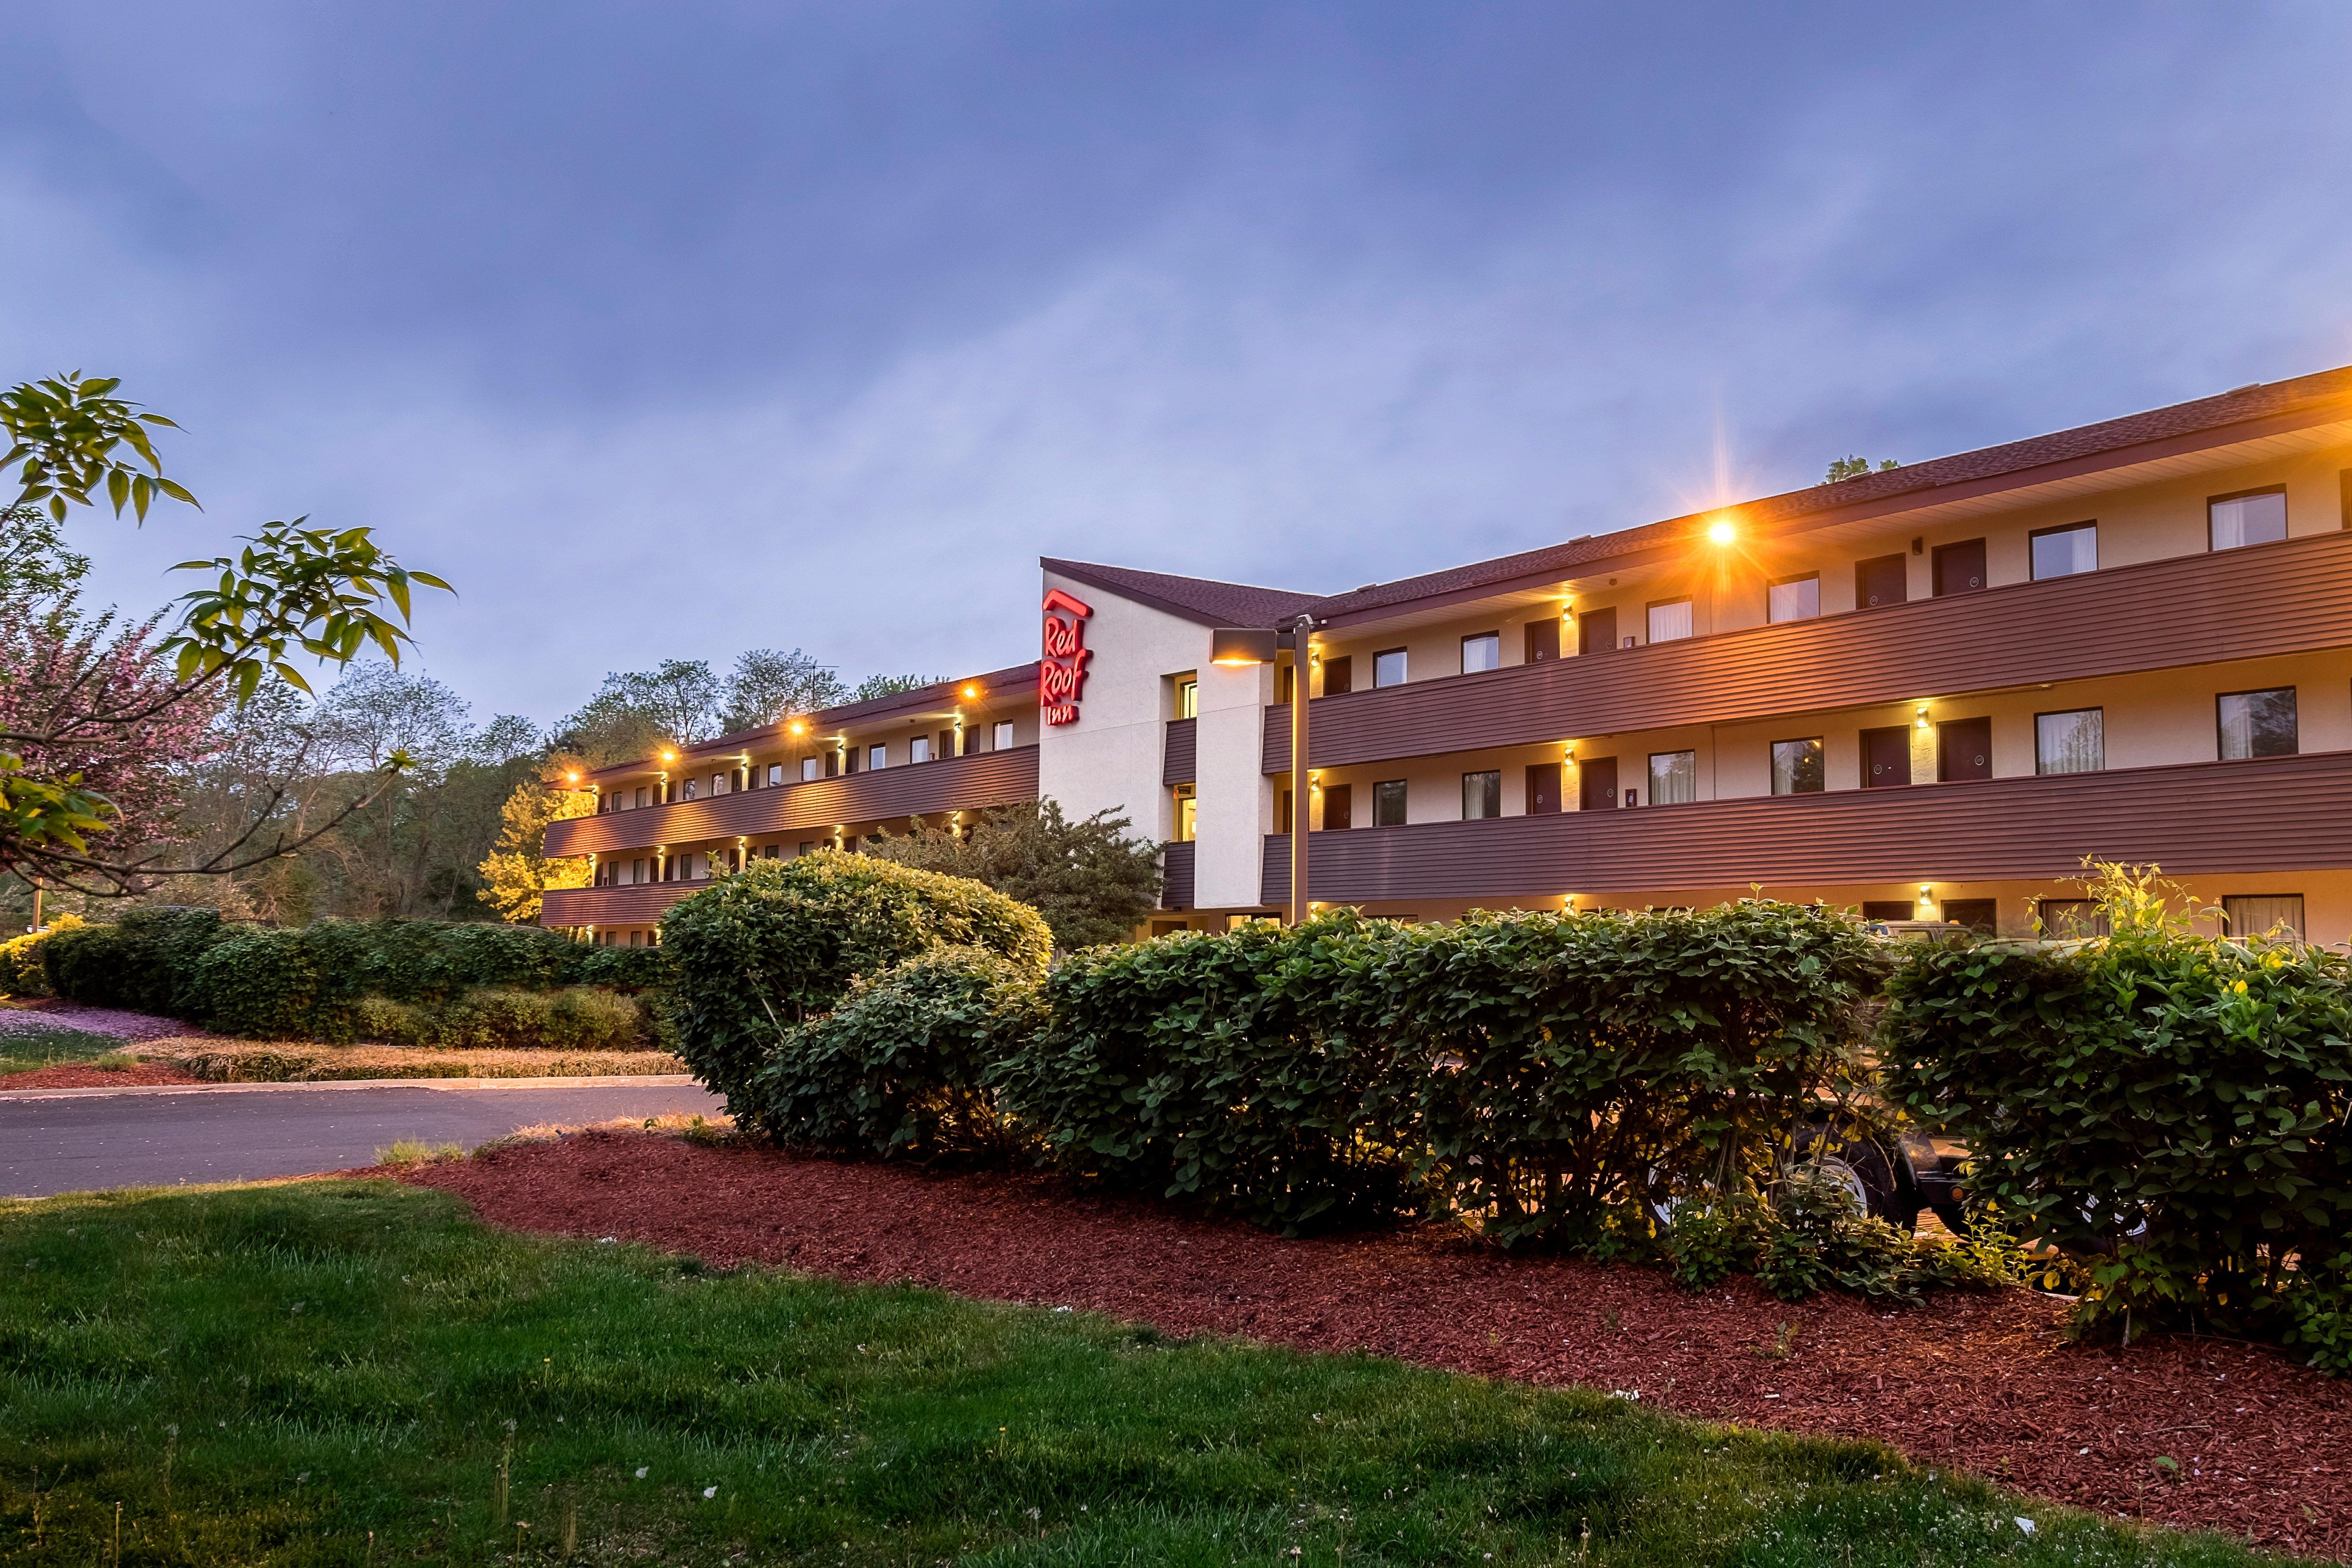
xmin=0 ymin=1076 xmax=725 ymax=1199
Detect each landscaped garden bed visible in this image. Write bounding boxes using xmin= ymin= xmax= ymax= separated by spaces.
xmin=403 ymin=1126 xmax=2352 ymax=1557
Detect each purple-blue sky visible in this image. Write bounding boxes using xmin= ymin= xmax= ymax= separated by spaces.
xmin=6 ymin=4 xmax=2350 ymax=724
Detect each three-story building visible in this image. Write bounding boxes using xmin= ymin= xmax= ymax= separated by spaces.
xmin=546 ymin=364 xmax=2352 ymax=946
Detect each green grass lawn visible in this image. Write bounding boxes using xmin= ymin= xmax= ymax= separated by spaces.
xmin=0 ymin=1024 xmax=133 ymax=1078
xmin=0 ymin=1179 xmax=2285 ymax=1567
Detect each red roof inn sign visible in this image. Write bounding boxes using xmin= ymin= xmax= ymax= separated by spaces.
xmin=1039 ymin=589 xmax=1093 ymax=726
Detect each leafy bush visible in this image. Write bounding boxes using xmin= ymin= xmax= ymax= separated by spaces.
xmin=996 ymin=902 xmax=1886 ymax=1240
xmin=1367 ymin=903 xmax=1887 ymax=1249
xmin=0 ymin=911 xmax=85 ymax=997
xmin=995 ymin=914 xmax=1413 ymax=1233
xmin=42 ymin=906 xmax=233 ymax=1013
xmin=746 ymin=947 xmax=1047 ymax=1157
xmin=41 ymin=909 xmax=673 ymax=1042
xmin=660 ymin=851 xmax=1051 ymax=1116
xmin=1880 ymin=862 xmax=2352 ymax=1342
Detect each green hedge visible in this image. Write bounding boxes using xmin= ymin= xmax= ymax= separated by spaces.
xmin=1880 ymin=865 xmax=2352 ymax=1355
xmin=40 ymin=907 xmax=673 ymax=1045
xmin=660 ymin=851 xmax=1052 ymax=1116
xmin=996 ymin=904 xmax=1888 ymax=1239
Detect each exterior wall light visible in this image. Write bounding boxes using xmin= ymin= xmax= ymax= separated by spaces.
xmin=961 ymin=684 xmax=980 ymax=700
xmin=1707 ymin=518 xmax=1736 ymax=545
xmin=1211 ymin=627 xmax=1280 ymax=666
xmin=1914 ymin=705 xmax=1931 ymax=729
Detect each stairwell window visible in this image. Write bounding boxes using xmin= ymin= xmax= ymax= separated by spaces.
xmin=1176 ymin=678 xmax=1198 ymax=718
xmin=1647 ymin=749 xmax=1697 ymax=805
xmin=2035 ymin=708 xmax=2104 ymax=774
xmin=1646 ymin=598 xmax=1693 ymax=643
xmin=1461 ymin=770 xmax=1501 ymax=819
xmin=1767 ymin=574 xmax=1819 ymax=623
xmin=1460 ymin=632 xmax=1500 ymax=674
xmin=1770 ymin=738 xmax=1824 ymax=795
xmin=2218 ymin=687 xmax=2297 ymax=759
xmin=2210 ymin=487 xmax=2287 ymax=550
xmin=2030 ymin=521 xmax=2098 ymax=580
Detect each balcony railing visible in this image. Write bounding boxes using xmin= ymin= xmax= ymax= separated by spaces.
xmin=1263 ymin=529 xmax=2352 ymax=773
xmin=548 ymin=745 xmax=1040 ymax=858
xmin=540 ymin=882 xmax=700 ymax=930
xmin=1261 ymin=749 xmax=2352 ymax=904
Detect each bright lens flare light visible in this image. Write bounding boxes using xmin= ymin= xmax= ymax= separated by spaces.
xmin=1706 ymin=518 xmax=1736 ymax=545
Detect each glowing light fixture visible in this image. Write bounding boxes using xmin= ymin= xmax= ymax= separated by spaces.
xmin=961 ymin=684 xmax=980 ymax=700
xmin=1914 ymin=704 xmax=1931 ymax=730
xmin=660 ymin=749 xmax=676 ymax=761
xmin=1707 ymin=518 xmax=1736 ymax=545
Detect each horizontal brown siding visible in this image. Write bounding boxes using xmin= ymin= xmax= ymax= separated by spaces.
xmin=1162 ymin=717 xmax=1197 ymax=785
xmin=1161 ymin=841 xmax=1195 ymax=910
xmin=540 ymin=882 xmax=698 ymax=929
xmin=548 ymin=747 xmax=1040 ymax=857
xmin=1265 ymin=530 xmax=2352 ymax=772
xmin=1262 ymin=748 xmax=2352 ymax=903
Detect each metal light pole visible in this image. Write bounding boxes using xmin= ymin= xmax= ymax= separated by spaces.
xmin=1286 ymin=611 xmax=1314 ymax=926
xmin=1209 ymin=614 xmax=1319 ymax=925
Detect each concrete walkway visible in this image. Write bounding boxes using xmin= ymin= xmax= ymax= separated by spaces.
xmin=0 ymin=1076 xmax=724 ymax=1198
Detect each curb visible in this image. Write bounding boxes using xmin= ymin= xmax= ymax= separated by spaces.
xmin=0 ymin=1074 xmax=707 ymax=1103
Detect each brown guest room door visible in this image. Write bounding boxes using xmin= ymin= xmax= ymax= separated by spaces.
xmin=1578 ymin=756 xmax=1618 ymax=811
xmin=1526 ymin=762 xmax=1561 ymax=814
xmin=1577 ymin=606 xmax=1617 ymax=656
xmin=1937 ymin=716 xmax=1992 ymax=782
xmin=1862 ymin=726 xmax=1911 ymax=788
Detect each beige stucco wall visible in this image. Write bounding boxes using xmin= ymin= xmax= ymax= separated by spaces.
xmin=1034 ymin=569 xmax=1278 ymax=913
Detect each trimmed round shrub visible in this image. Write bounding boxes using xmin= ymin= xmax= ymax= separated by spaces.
xmin=747 ymin=946 xmax=1047 ymax=1157
xmin=660 ymin=850 xmax=1052 ymax=1114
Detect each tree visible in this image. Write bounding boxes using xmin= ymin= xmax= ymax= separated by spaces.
xmin=478 ymin=755 xmax=596 ymax=923
xmin=1824 ymin=455 xmax=1901 ymax=483
xmin=718 ymin=647 xmax=846 ymax=732
xmin=849 ymin=672 xmax=946 ymax=702
xmin=560 ymin=658 xmax=724 ymax=754
xmin=870 ymin=798 xmax=1161 ymax=948
xmin=0 ymin=373 xmax=450 ymax=893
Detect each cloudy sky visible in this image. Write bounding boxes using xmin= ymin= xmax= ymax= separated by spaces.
xmin=4 ymin=4 xmax=2348 ymax=726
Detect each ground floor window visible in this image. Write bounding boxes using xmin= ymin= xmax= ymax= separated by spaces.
xmin=2223 ymin=894 xmax=2303 ymax=943
xmin=2037 ymin=898 xmax=2108 ymax=938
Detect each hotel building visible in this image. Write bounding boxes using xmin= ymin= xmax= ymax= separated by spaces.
xmin=544 ymin=365 xmax=2352 ymax=947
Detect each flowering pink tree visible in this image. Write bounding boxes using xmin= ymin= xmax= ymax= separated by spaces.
xmin=0 ymin=374 xmax=451 ymax=896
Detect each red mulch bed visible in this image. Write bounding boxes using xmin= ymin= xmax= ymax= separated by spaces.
xmin=1 ymin=1062 xmax=201 ymax=1089
xmin=403 ymin=1131 xmax=2352 ymax=1558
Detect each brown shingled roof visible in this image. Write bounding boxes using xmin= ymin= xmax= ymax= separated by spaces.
xmin=582 ymin=663 xmax=1040 ymax=780
xmin=1302 ymin=364 xmax=2352 ymax=623
xmin=1043 ymin=557 xmax=1321 ymax=628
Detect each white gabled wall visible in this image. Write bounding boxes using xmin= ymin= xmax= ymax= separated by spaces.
xmin=1034 ymin=569 xmax=1274 ymax=914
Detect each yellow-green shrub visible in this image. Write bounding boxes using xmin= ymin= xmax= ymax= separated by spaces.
xmin=0 ymin=912 xmax=86 ymax=998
